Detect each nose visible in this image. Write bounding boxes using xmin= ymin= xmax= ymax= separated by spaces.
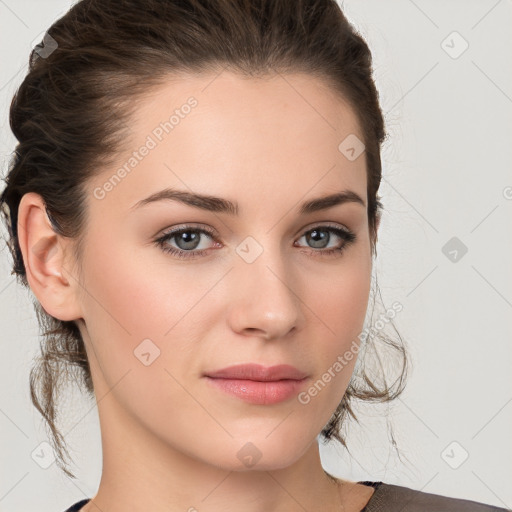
xmin=226 ymin=242 xmax=305 ymax=341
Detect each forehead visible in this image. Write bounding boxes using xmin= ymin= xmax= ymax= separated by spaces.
xmin=133 ymin=70 xmax=364 ymax=145
xmin=88 ymin=70 xmax=367 ymax=217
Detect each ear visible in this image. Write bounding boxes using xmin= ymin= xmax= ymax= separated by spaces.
xmin=17 ymin=192 xmax=83 ymax=322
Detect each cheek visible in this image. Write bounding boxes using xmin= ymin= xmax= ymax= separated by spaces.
xmin=302 ymin=254 xmax=372 ymax=398
xmin=78 ymin=233 xmax=228 ymax=390
xmin=80 ymin=232 xmax=209 ymax=338
xmin=312 ymin=255 xmax=372 ymax=343
xmin=77 ymin=240 xmax=207 ymax=430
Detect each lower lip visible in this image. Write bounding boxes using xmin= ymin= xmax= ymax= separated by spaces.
xmin=204 ymin=376 xmax=308 ymax=405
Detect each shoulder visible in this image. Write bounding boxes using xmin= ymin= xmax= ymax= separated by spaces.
xmin=363 ymin=482 xmax=510 ymax=512
xmin=62 ymin=498 xmax=90 ymax=512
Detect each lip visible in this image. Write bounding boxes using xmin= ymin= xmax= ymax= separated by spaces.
xmin=204 ymin=363 xmax=308 ymax=381
xmin=203 ymin=363 xmax=309 ymax=405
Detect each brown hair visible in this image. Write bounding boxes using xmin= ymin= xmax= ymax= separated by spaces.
xmin=0 ymin=0 xmax=408 ymax=478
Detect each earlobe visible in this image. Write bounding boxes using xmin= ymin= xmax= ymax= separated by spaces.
xmin=17 ymin=192 xmax=83 ymax=322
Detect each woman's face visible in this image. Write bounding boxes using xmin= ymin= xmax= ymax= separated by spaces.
xmin=74 ymin=70 xmax=374 ymax=471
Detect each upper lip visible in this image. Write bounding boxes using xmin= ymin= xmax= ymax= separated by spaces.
xmin=204 ymin=363 xmax=308 ymax=381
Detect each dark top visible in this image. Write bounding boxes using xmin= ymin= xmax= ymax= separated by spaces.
xmin=63 ymin=481 xmax=510 ymax=511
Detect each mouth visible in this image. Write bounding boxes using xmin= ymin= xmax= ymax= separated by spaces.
xmin=203 ymin=363 xmax=309 ymax=405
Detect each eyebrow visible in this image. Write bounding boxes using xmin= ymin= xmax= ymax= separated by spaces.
xmin=130 ymin=187 xmax=366 ymax=215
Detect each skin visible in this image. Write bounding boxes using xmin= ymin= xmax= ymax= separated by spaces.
xmin=18 ymin=70 xmax=380 ymax=512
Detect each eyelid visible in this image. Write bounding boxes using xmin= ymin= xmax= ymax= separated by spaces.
xmin=299 ymin=220 xmax=351 ymax=234
xmin=157 ymin=223 xmax=217 ymax=238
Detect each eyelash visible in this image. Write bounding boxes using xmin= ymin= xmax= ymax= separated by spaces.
xmin=154 ymin=224 xmax=357 ymax=260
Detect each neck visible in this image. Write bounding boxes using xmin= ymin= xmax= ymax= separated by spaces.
xmin=80 ymin=376 xmax=374 ymax=512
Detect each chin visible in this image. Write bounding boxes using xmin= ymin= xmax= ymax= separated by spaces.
xmin=201 ymin=431 xmax=313 ymax=472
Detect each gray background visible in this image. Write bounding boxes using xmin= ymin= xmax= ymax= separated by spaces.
xmin=1 ymin=0 xmax=511 ymax=510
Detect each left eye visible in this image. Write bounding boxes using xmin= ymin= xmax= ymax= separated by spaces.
xmin=154 ymin=224 xmax=356 ymax=260
xmin=296 ymin=226 xmax=354 ymax=251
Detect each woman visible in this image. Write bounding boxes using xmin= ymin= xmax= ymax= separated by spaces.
xmin=0 ymin=1 xmax=506 ymax=511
